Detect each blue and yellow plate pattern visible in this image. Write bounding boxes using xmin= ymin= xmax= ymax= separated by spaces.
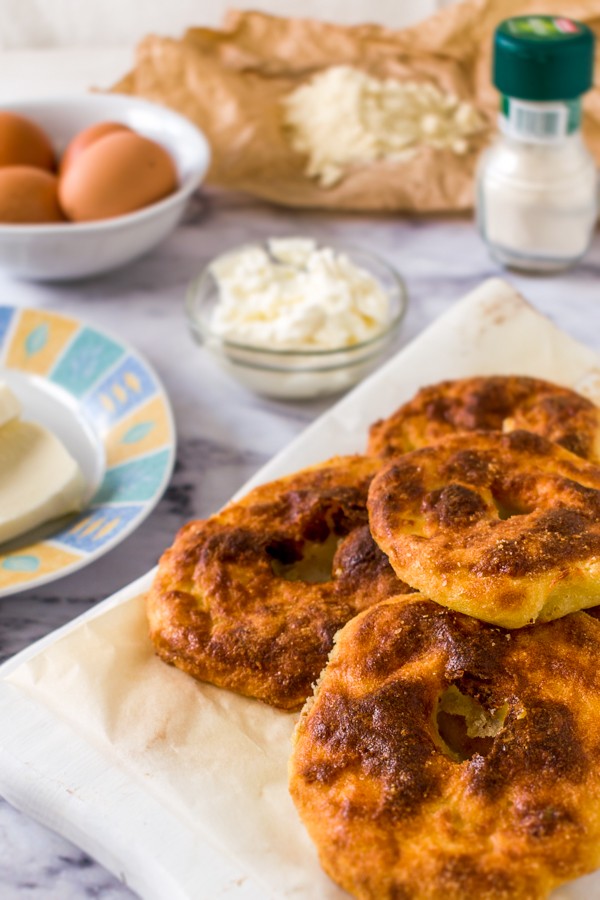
xmin=0 ymin=306 xmax=176 ymax=596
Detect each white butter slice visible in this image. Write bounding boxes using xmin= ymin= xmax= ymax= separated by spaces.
xmin=0 ymin=381 xmax=21 ymax=429
xmin=0 ymin=420 xmax=85 ymax=545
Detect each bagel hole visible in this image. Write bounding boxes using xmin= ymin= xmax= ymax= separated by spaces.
xmin=493 ymin=496 xmax=531 ymax=520
xmin=268 ymin=532 xmax=340 ymax=583
xmin=436 ymin=685 xmax=508 ymax=762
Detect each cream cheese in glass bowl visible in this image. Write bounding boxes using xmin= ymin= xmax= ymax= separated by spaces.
xmin=186 ymin=238 xmax=407 ymax=400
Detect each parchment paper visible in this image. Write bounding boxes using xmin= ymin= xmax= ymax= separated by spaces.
xmin=112 ymin=2 xmax=600 ymax=212
xmin=2 ymin=279 xmax=600 ymax=899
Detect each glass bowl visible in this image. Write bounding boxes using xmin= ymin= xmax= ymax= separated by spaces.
xmin=186 ymin=240 xmax=408 ymax=400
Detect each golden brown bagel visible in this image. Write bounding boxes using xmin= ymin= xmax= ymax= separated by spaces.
xmin=368 ymin=375 xmax=600 ymax=461
xmin=367 ymin=430 xmax=600 ymax=628
xmin=147 ymin=456 xmax=409 ymax=709
xmin=290 ymin=594 xmax=600 ymax=900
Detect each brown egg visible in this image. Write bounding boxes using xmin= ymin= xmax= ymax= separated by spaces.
xmin=0 ymin=112 xmax=55 ymax=171
xmin=60 ymin=121 xmax=132 ymax=174
xmin=59 ymin=132 xmax=178 ymax=222
xmin=0 ymin=166 xmax=64 ymax=223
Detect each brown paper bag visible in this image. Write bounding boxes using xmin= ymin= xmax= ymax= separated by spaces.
xmin=113 ymin=2 xmax=600 ymax=212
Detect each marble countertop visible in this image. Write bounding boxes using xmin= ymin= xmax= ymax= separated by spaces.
xmin=0 ymin=180 xmax=600 ymax=897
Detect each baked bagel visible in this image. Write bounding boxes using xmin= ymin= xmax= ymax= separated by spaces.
xmin=368 ymin=375 xmax=600 ymax=461
xmin=290 ymin=594 xmax=600 ymax=900
xmin=147 ymin=456 xmax=409 ymax=709
xmin=368 ymin=430 xmax=600 ymax=628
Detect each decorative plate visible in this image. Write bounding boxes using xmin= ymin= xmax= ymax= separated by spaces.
xmin=0 ymin=305 xmax=176 ymax=596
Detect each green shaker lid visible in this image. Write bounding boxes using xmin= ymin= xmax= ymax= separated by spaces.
xmin=494 ymin=16 xmax=595 ymax=101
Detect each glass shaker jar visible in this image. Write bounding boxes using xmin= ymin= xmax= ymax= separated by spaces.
xmin=477 ymin=16 xmax=597 ymax=273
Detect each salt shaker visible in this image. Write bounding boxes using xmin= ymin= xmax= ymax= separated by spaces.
xmin=477 ymin=15 xmax=597 ymax=273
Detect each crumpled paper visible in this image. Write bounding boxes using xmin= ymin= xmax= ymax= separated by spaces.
xmin=112 ymin=1 xmax=600 ymax=212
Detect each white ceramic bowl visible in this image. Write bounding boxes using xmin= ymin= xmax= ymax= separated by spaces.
xmin=0 ymin=94 xmax=210 ymax=280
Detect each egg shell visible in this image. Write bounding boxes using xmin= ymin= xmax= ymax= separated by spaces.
xmin=0 ymin=166 xmax=64 ymax=223
xmin=60 ymin=121 xmax=132 ymax=175
xmin=0 ymin=112 xmax=55 ymax=171
xmin=59 ymin=132 xmax=178 ymax=222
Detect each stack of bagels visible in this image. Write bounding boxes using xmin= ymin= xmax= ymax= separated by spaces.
xmin=148 ymin=374 xmax=600 ymax=900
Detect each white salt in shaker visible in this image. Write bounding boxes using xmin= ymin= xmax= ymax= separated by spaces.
xmin=477 ymin=15 xmax=598 ymax=273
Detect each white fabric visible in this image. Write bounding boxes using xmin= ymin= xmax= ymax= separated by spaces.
xmin=0 ymin=0 xmax=441 ymax=49
xmin=0 ymin=48 xmax=132 ymax=100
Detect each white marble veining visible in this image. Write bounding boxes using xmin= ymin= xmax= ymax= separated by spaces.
xmin=0 ymin=186 xmax=600 ymax=899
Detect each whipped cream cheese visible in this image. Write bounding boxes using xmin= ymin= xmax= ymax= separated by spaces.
xmin=209 ymin=238 xmax=390 ymax=350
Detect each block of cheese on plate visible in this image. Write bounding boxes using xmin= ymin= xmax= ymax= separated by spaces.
xmin=0 ymin=381 xmax=85 ymax=545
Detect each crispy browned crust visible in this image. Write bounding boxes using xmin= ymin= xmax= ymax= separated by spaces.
xmin=367 ymin=430 xmax=600 ymax=628
xmin=368 ymin=376 xmax=600 ymax=461
xmin=146 ymin=456 xmax=410 ymax=709
xmin=290 ymin=595 xmax=600 ymax=900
